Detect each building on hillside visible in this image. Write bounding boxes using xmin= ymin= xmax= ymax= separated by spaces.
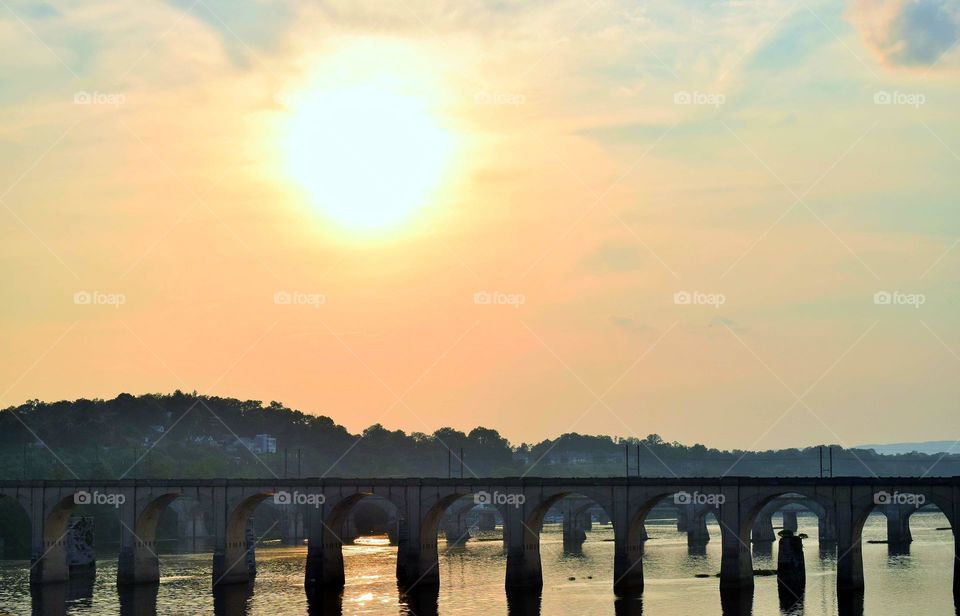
xmin=231 ymin=434 xmax=278 ymax=454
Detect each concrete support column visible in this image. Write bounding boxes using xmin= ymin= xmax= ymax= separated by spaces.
xmin=305 ymin=502 xmax=345 ymax=589
xmin=29 ymin=492 xmax=70 ymax=585
xmin=752 ymin=512 xmax=776 ymax=543
xmin=953 ymin=525 xmax=959 ymax=601
xmin=281 ymin=507 xmax=305 ymax=546
xmin=562 ymin=504 xmax=587 ymax=553
xmin=212 ymin=490 xmax=256 ymax=586
xmin=688 ymin=512 xmax=710 ymax=546
xmin=387 ymin=510 xmax=399 ymax=546
xmin=504 ymin=504 xmax=541 ymax=589
xmin=395 ymin=487 xmax=432 ymax=589
xmin=398 ymin=512 xmax=441 ymax=588
xmin=676 ymin=505 xmax=690 ymax=532
xmin=883 ymin=505 xmax=913 ymax=547
xmin=719 ymin=489 xmax=753 ymax=591
xmin=213 ymin=519 xmax=255 ymax=585
xmin=442 ymin=507 xmax=470 ymax=547
xmin=341 ymin=513 xmax=358 ymax=544
xmin=781 ymin=511 xmax=798 ymax=533
xmin=818 ymin=509 xmax=838 ymax=545
xmin=612 ymin=496 xmax=643 ymax=595
xmin=118 ymin=503 xmax=158 ymax=585
xmin=179 ymin=508 xmax=208 ymax=551
xmin=581 ymin=510 xmax=593 ymax=531
xmin=395 ymin=516 xmax=420 ymax=586
xmin=835 ymin=497 xmax=864 ymax=592
xmin=478 ymin=509 xmax=496 ymax=531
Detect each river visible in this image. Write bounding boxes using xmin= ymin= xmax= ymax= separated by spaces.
xmin=0 ymin=511 xmax=955 ymax=615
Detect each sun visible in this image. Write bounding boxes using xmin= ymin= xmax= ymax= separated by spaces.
xmin=282 ymin=42 xmax=455 ymax=234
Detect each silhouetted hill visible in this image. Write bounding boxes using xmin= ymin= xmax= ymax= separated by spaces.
xmin=1 ymin=392 xmax=957 ymax=479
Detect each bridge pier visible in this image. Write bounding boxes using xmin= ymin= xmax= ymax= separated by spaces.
xmin=171 ymin=499 xmax=210 ymax=551
xmin=880 ymin=504 xmax=914 ymax=548
xmin=752 ymin=507 xmax=775 ymax=558
xmin=304 ymin=502 xmax=345 ymax=589
xmin=2 ymin=475 xmax=956 ymax=605
xmin=280 ymin=506 xmax=305 ymax=546
xmin=396 ymin=487 xmax=449 ymax=590
xmin=613 ymin=498 xmax=644 ymax=595
xmin=118 ymin=492 xmax=178 ymax=585
xmin=562 ymin=503 xmax=589 ymax=553
xmin=819 ymin=509 xmax=838 ymax=545
xmin=503 ymin=497 xmax=545 ymax=589
xmin=478 ymin=509 xmax=496 ymax=531
xmin=30 ymin=494 xmax=72 ymax=586
xmin=835 ymin=496 xmax=864 ymax=591
xmin=213 ymin=518 xmax=256 ymax=586
xmin=781 ymin=510 xmax=798 ymax=533
xmin=688 ymin=511 xmax=710 ymax=547
xmin=441 ymin=500 xmax=474 ymax=547
xmin=212 ymin=488 xmax=262 ymax=587
xmin=752 ymin=511 xmax=776 ymax=543
xmin=117 ymin=545 xmax=159 ymax=586
xmin=954 ymin=526 xmax=960 ymax=601
xmin=117 ymin=526 xmax=160 ymax=586
xmin=719 ymin=490 xmax=753 ymax=591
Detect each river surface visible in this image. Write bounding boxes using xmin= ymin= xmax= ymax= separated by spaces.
xmin=0 ymin=512 xmax=955 ymax=615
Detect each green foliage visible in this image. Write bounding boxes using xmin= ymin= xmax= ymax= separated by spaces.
xmin=1 ymin=391 xmax=957 ymax=479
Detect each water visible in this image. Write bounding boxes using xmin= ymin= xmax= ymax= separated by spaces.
xmin=1 ymin=512 xmax=955 ymax=615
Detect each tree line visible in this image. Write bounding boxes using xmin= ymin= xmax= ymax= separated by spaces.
xmin=1 ymin=391 xmax=956 ymax=479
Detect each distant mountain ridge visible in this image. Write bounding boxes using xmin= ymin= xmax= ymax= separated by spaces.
xmin=857 ymin=441 xmax=960 ymax=456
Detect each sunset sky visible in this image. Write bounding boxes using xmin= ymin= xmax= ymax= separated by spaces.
xmin=1 ymin=0 xmax=958 ymax=450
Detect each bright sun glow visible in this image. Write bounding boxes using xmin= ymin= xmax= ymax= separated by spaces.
xmin=284 ymin=42 xmax=455 ymax=233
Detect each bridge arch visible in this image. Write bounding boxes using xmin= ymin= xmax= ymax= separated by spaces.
xmin=852 ymin=488 xmax=957 ymax=604
xmin=117 ymin=491 xmax=183 ymax=585
xmin=614 ymin=490 xmax=722 ymax=594
xmin=749 ymin=493 xmax=837 ymax=560
xmin=714 ymin=487 xmax=838 ymax=593
xmin=504 ymin=489 xmax=613 ymax=590
xmin=210 ymin=488 xmax=289 ymax=586
xmin=397 ymin=490 xmax=509 ymax=588
xmin=305 ymin=491 xmax=403 ymax=591
xmin=31 ymin=494 xmax=76 ymax=584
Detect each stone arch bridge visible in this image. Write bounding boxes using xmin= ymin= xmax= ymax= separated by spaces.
xmin=2 ymin=476 xmax=956 ymax=597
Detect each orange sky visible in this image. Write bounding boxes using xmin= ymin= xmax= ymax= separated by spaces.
xmin=1 ymin=0 xmax=958 ymax=449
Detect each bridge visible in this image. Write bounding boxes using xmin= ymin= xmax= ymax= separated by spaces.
xmin=2 ymin=476 xmax=957 ymax=601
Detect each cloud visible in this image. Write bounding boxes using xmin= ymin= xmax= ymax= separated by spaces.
xmin=849 ymin=0 xmax=960 ymax=68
